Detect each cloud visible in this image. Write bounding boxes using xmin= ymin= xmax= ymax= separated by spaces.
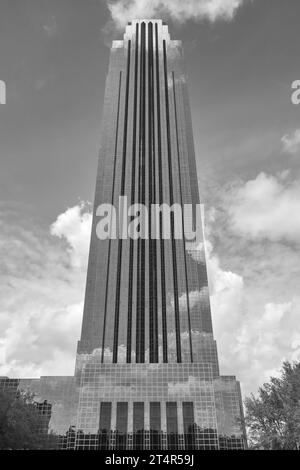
xmin=225 ymin=172 xmax=300 ymax=243
xmin=50 ymin=202 xmax=92 ymax=268
xmin=205 ymin=235 xmax=300 ymax=397
xmin=281 ymin=129 xmax=300 ymax=155
xmin=0 ymin=204 xmax=91 ymax=378
xmin=200 ymin=162 xmax=300 ymax=395
xmin=2 ymin=193 xmax=300 ymax=402
xmin=105 ymin=0 xmax=246 ymax=29
xmin=176 ymin=289 xmax=205 ymax=312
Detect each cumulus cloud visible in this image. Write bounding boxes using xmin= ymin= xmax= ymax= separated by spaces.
xmin=50 ymin=202 xmax=92 ymax=268
xmin=225 ymin=172 xmax=300 ymax=243
xmin=281 ymin=129 xmax=300 ymax=155
xmin=201 ymin=169 xmax=300 ymax=395
xmin=105 ymin=0 xmax=246 ymax=29
xmin=205 ymin=235 xmax=300 ymax=396
xmin=0 ymin=204 xmax=92 ymax=378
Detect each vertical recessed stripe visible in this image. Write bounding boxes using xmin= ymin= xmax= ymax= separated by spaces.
xmin=101 ymin=71 xmax=122 ymax=362
xmin=127 ymin=24 xmax=139 ymax=363
xmin=163 ymin=40 xmax=182 ymax=363
xmin=113 ymin=40 xmax=131 ymax=363
xmin=155 ymin=23 xmax=168 ymax=363
xmin=148 ymin=22 xmax=158 ymax=363
xmin=136 ymin=22 xmax=146 ymax=363
xmin=172 ymin=71 xmax=193 ymax=362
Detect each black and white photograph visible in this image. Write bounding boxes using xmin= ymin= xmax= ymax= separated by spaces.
xmin=0 ymin=0 xmax=300 ymax=455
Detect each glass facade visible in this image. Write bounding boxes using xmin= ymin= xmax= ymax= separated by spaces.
xmin=0 ymin=20 xmax=247 ymax=450
xmin=74 ymin=361 xmax=219 ymax=449
xmin=77 ymin=20 xmax=218 ymax=369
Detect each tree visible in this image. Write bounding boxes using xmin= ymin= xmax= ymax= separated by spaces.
xmin=245 ymin=361 xmax=300 ymax=450
xmin=0 ymin=389 xmax=54 ymax=450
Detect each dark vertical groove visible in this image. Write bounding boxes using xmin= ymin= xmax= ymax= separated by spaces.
xmin=113 ymin=40 xmax=131 ymax=363
xmin=172 ymin=71 xmax=193 ymax=362
xmin=136 ymin=22 xmax=146 ymax=363
xmin=155 ymin=24 xmax=168 ymax=363
xmin=148 ymin=22 xmax=158 ymax=363
xmin=127 ymin=24 xmax=139 ymax=363
xmin=136 ymin=26 xmax=142 ymax=363
xmin=163 ymin=40 xmax=182 ymax=363
xmin=151 ymin=24 xmax=158 ymax=362
xmin=101 ymin=71 xmax=122 ymax=362
xmin=148 ymin=22 xmax=154 ymax=362
xmin=140 ymin=24 xmax=146 ymax=363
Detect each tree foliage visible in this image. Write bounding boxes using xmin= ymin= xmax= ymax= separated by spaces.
xmin=0 ymin=389 xmax=52 ymax=450
xmin=245 ymin=361 xmax=300 ymax=450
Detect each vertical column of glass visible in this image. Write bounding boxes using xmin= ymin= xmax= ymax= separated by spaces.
xmin=167 ymin=40 xmax=194 ymax=364
xmin=116 ymin=402 xmax=128 ymax=449
xmin=126 ymin=23 xmax=140 ymax=364
xmin=152 ymin=23 xmax=162 ymax=364
xmin=97 ymin=64 xmax=123 ymax=362
xmin=154 ymin=22 xmax=168 ymax=363
xmin=171 ymin=43 xmax=220 ymax=374
xmin=148 ymin=22 xmax=159 ymax=363
xmin=78 ymin=46 xmax=123 ymax=355
xmin=143 ymin=22 xmax=150 ymax=364
xmin=182 ymin=402 xmax=196 ymax=449
xmin=117 ymin=31 xmax=136 ymax=363
xmin=166 ymin=402 xmax=179 ymax=449
xmin=163 ymin=34 xmax=185 ymax=363
xmin=133 ymin=402 xmax=144 ymax=449
xmin=103 ymin=43 xmax=127 ymax=362
xmin=112 ymin=36 xmax=132 ymax=363
xmin=135 ymin=22 xmax=146 ymax=363
xmin=150 ymin=402 xmax=161 ymax=448
xmin=158 ymin=24 xmax=176 ymax=364
xmin=127 ymin=22 xmax=141 ymax=368
xmin=169 ymin=45 xmax=204 ymax=362
xmin=99 ymin=402 xmax=112 ymax=450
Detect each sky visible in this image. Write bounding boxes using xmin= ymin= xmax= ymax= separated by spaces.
xmin=0 ymin=0 xmax=300 ymax=397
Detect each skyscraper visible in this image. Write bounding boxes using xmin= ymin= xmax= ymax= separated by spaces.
xmin=0 ymin=18 xmax=247 ymax=451
xmin=74 ymin=20 xmax=247 ymax=450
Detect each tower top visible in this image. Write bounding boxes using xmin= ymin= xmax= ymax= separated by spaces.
xmin=127 ymin=19 xmax=167 ymax=24
xmin=119 ymin=19 xmax=171 ymax=44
